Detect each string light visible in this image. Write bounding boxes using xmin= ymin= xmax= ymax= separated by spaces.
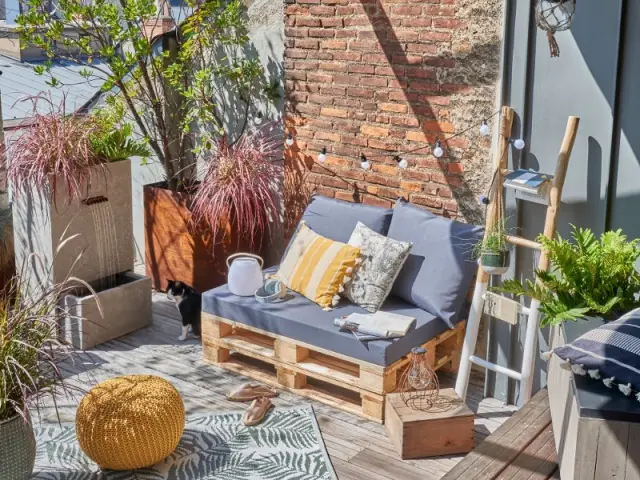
xmin=318 ymin=147 xmax=327 ymax=163
xmin=311 ymin=111 xmax=501 ymax=168
xmin=254 ymin=111 xmax=263 ymax=125
xmin=511 ymin=138 xmax=526 ymax=150
xmin=394 ymin=155 xmax=408 ymax=169
xmin=479 ymin=120 xmax=490 ymax=137
xmin=285 ymin=133 xmax=294 ymax=147
xmin=433 ymin=140 xmax=444 ymax=158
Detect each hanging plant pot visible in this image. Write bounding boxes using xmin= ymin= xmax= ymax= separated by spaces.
xmin=480 ymin=250 xmax=510 ymax=275
xmin=535 ymin=0 xmax=577 ymax=57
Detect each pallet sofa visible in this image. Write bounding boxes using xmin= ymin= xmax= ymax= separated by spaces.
xmin=201 ymin=196 xmax=482 ymax=423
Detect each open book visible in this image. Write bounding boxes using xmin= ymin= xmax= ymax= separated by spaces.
xmin=334 ymin=311 xmax=417 ymax=339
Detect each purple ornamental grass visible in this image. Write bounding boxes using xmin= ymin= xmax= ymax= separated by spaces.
xmin=7 ymin=97 xmax=102 ymax=203
xmin=191 ymin=129 xmax=283 ymax=248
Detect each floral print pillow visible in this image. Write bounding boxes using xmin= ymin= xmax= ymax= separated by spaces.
xmin=343 ymin=222 xmax=412 ymax=312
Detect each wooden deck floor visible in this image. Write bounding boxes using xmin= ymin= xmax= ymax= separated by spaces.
xmin=37 ymin=294 xmax=517 ymax=480
xmin=443 ymin=389 xmax=558 ymax=480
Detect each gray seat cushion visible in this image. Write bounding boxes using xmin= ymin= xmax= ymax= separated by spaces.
xmin=300 ymin=195 xmax=393 ymax=243
xmin=202 ymin=272 xmax=450 ymax=367
xmin=388 ymin=200 xmax=483 ymax=327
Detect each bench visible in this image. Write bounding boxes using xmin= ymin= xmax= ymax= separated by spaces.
xmin=201 ymin=195 xmax=480 ymax=423
xmin=201 ymin=285 xmax=465 ymax=422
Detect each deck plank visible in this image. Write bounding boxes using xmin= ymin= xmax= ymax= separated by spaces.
xmin=442 ymin=389 xmax=558 ymax=480
xmin=35 ymin=292 xmax=516 ymax=479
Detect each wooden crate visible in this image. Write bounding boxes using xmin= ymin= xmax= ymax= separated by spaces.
xmin=384 ymin=389 xmax=474 ymax=459
xmin=201 ymin=312 xmax=466 ymax=423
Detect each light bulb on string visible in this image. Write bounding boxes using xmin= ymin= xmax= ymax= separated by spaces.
xmin=512 ymin=138 xmax=526 ymax=150
xmin=285 ymin=133 xmax=294 ymax=147
xmin=433 ymin=140 xmax=444 ymax=158
xmin=394 ymin=155 xmax=408 ymax=169
xmin=360 ymin=154 xmax=371 ymax=170
xmin=479 ymin=120 xmax=490 ymax=137
xmin=254 ymin=111 xmax=263 ymax=125
xmin=318 ymin=147 xmax=327 ymax=163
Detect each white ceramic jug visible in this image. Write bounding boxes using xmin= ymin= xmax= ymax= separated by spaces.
xmin=226 ymin=253 xmax=264 ymax=296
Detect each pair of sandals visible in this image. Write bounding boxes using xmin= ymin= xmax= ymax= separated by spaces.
xmin=227 ymin=382 xmax=278 ymax=426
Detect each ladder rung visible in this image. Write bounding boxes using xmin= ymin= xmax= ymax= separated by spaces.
xmin=469 ymin=355 xmax=523 ymax=381
xmin=505 ymin=235 xmax=542 ymax=250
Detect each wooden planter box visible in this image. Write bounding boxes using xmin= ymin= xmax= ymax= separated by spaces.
xmin=13 ymin=160 xmax=134 ymax=297
xmin=143 ymin=183 xmax=265 ymax=293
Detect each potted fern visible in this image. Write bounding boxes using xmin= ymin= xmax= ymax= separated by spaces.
xmin=497 ymin=226 xmax=640 ymax=326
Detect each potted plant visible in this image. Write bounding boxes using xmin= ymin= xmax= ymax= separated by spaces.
xmin=474 ymin=218 xmax=511 ymax=275
xmin=17 ymin=0 xmax=281 ymax=292
xmin=496 ymin=226 xmax=640 ymax=326
xmin=0 ymin=273 xmax=83 ymax=479
xmin=8 ymin=98 xmax=149 ymax=299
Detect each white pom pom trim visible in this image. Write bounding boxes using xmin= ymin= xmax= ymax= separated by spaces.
xmin=346 ymin=267 xmax=353 ymax=274
xmin=620 ymin=383 xmax=633 ymax=396
xmin=343 ymin=276 xmax=351 ymax=284
xmin=332 ymin=295 xmax=341 ymax=307
xmin=571 ymin=364 xmax=587 ymax=376
xmin=541 ymin=351 xmax=553 ymax=362
xmin=603 ymin=377 xmax=615 ymax=388
xmin=559 ymin=360 xmax=572 ymax=371
xmin=338 ymin=284 xmax=344 ymax=293
xmin=635 ymin=392 xmax=640 ymax=403
xmin=588 ymin=369 xmax=601 ymax=380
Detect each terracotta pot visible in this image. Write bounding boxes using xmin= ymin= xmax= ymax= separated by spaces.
xmin=143 ymin=183 xmax=265 ymax=293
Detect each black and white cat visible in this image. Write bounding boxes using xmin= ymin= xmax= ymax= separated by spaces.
xmin=166 ymin=280 xmax=202 ymax=341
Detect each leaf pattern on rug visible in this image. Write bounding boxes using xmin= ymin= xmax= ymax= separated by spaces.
xmin=32 ymin=406 xmax=336 ymax=480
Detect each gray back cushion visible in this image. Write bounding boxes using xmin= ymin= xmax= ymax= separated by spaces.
xmin=300 ymin=195 xmax=394 ymax=243
xmin=388 ymin=200 xmax=483 ymax=327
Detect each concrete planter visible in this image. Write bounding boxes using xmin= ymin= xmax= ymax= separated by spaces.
xmin=13 ymin=159 xmax=134 ymax=295
xmin=60 ymin=272 xmax=152 ymax=350
xmin=143 ymin=182 xmax=267 ymax=293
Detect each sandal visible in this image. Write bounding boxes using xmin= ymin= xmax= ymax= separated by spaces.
xmin=226 ymin=382 xmax=278 ymax=402
xmin=242 ymin=397 xmax=273 ymax=426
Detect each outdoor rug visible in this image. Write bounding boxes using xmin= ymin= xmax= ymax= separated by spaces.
xmin=32 ymin=405 xmax=337 ymax=480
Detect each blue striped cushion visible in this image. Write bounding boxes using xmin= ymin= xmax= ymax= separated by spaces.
xmin=554 ymin=308 xmax=640 ymax=399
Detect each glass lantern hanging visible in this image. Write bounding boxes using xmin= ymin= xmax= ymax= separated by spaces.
xmin=399 ymin=347 xmax=441 ymax=411
xmin=535 ymin=0 xmax=576 ymax=58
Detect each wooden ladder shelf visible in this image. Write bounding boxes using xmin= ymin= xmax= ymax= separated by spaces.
xmin=455 ymin=106 xmax=580 ymax=407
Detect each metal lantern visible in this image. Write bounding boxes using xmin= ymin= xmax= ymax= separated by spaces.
xmin=535 ymin=0 xmax=576 ymax=57
xmin=399 ymin=347 xmax=443 ymax=411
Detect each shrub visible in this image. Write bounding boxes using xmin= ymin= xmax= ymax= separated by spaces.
xmin=190 ymin=128 xmax=282 ymax=248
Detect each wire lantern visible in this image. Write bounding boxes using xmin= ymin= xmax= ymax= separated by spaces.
xmin=535 ymin=0 xmax=577 ymax=58
xmin=399 ymin=347 xmax=450 ymax=411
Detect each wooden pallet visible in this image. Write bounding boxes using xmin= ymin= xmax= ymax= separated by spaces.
xmin=201 ymin=312 xmax=465 ymax=423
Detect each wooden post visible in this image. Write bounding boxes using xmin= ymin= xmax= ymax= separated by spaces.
xmin=518 ymin=116 xmax=580 ymax=405
xmin=455 ymin=106 xmax=515 ymax=400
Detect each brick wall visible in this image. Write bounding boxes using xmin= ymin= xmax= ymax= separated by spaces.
xmin=284 ymin=0 xmax=503 ymax=224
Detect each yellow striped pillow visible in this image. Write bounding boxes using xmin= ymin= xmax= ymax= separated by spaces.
xmin=274 ymin=222 xmax=360 ymax=309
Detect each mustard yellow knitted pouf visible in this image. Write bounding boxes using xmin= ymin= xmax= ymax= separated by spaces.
xmin=76 ymin=375 xmax=185 ymax=470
